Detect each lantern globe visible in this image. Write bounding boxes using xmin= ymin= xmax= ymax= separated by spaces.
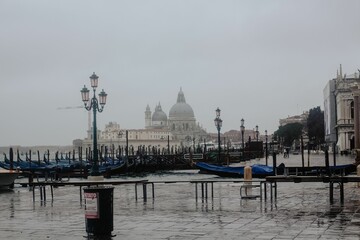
xmin=215 ymin=108 xmax=221 ymax=118
xmin=81 ymin=85 xmax=90 ymax=102
xmin=99 ymin=89 xmax=107 ymax=106
xmin=90 ymin=72 xmax=99 ymax=88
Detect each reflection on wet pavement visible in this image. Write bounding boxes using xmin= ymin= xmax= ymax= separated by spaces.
xmin=0 ymin=154 xmax=359 ymax=239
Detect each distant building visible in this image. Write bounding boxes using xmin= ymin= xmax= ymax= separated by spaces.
xmin=145 ymin=103 xmax=168 ymax=129
xmin=279 ymin=112 xmax=309 ymax=127
xmin=143 ymin=88 xmax=209 ymax=145
xmin=76 ymin=88 xmax=209 ymax=151
xmin=323 ymin=79 xmax=337 ymax=143
xmin=209 ymin=129 xmax=269 ymax=149
xmin=101 ymin=122 xmax=121 ymax=140
xmin=323 ymin=64 xmax=360 ymax=152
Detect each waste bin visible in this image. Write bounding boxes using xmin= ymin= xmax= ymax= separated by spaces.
xmin=84 ymin=186 xmax=114 ymax=237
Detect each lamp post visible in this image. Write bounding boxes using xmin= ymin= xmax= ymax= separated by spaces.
xmin=255 ymin=125 xmax=259 ymax=142
xmin=240 ymin=119 xmax=245 ymax=150
xmin=81 ymin=72 xmax=107 ymax=177
xmin=214 ymin=108 xmax=223 ymax=165
xmin=265 ymin=130 xmax=268 ymax=165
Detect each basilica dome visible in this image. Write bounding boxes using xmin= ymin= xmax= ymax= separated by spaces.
xmin=152 ymin=103 xmax=167 ymax=122
xmin=169 ymin=88 xmax=195 ymax=119
xmin=152 ymin=110 xmax=167 ymax=122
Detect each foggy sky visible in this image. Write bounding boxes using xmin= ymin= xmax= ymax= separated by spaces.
xmin=1 ymin=0 xmax=360 ymax=146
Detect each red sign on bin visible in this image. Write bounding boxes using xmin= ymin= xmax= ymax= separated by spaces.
xmin=84 ymin=192 xmax=99 ymax=219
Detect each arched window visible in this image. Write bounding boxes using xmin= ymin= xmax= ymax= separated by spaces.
xmin=351 ymin=101 xmax=354 ymax=119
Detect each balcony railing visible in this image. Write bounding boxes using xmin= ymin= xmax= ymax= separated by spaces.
xmin=337 ymin=119 xmax=354 ymax=125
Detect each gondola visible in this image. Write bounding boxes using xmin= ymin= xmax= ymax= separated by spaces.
xmin=0 ymin=155 xmax=126 ymax=176
xmin=195 ymin=162 xmax=274 ymax=178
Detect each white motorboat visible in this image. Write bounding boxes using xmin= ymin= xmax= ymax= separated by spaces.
xmin=0 ymin=169 xmax=19 ymax=188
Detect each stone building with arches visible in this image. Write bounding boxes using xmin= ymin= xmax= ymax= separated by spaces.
xmin=324 ymin=65 xmax=360 ymax=153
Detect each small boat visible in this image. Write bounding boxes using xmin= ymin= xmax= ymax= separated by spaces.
xmin=195 ymin=162 xmax=274 ymax=178
xmin=0 ymin=169 xmax=19 ymax=188
xmin=98 ymin=157 xmax=126 ymax=174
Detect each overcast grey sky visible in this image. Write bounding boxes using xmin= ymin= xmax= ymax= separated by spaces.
xmin=1 ymin=0 xmax=360 ymax=146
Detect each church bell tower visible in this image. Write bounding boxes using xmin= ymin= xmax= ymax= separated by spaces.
xmin=145 ymin=104 xmax=152 ymax=128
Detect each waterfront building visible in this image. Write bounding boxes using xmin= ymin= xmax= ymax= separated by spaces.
xmin=145 ymin=103 xmax=168 ymax=129
xmin=75 ymin=88 xmax=209 ymax=152
xmin=101 ymin=122 xmax=121 ymax=140
xmin=323 ymin=65 xmax=360 ymax=153
xmin=323 ymin=79 xmax=337 ymax=144
xmin=143 ymin=88 xmax=209 ymax=146
xmin=169 ymin=89 xmax=208 ymax=144
xmin=76 ymin=124 xmax=174 ymax=152
xmin=279 ymin=112 xmax=309 ymax=127
xmin=207 ymin=129 xmax=268 ymax=150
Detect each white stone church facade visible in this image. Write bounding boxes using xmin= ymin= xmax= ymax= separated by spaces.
xmin=75 ymin=88 xmax=209 ymax=151
xmin=145 ymin=88 xmax=208 ymax=144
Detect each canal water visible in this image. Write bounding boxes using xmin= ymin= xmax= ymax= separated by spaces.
xmin=0 ymin=153 xmax=359 ymax=240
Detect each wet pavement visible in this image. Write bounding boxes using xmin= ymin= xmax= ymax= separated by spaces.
xmin=0 ymin=154 xmax=359 ymax=240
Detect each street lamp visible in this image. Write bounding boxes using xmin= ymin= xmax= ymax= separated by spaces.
xmin=214 ymin=108 xmax=223 ymax=165
xmin=81 ymin=72 xmax=107 ymax=177
xmin=265 ymin=130 xmax=268 ymax=165
xmin=255 ymin=125 xmax=259 ymax=142
xmin=240 ymin=118 xmax=245 ymax=150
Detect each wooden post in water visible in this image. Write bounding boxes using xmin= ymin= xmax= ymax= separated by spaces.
xmin=307 ymin=143 xmax=310 ymax=167
xmin=333 ymin=142 xmax=336 ymax=166
xmin=272 ymin=152 xmax=277 ymax=175
xmin=9 ymin=148 xmax=13 ymax=170
xmin=37 ymin=150 xmax=40 ymax=165
xmin=28 ymin=150 xmax=32 ymax=168
xmin=79 ymin=146 xmax=83 ymax=178
xmin=325 ymin=149 xmax=330 ymax=176
xmin=167 ymin=135 xmax=170 ymax=155
xmin=47 ymin=150 xmax=50 ymax=164
xmin=301 ymin=135 xmax=304 ymax=170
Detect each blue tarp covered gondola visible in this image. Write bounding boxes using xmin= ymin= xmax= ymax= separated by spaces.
xmin=195 ymin=162 xmax=274 ymax=178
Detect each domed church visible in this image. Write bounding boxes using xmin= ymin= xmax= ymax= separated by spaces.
xmin=145 ymin=88 xmax=208 ymax=143
xmin=145 ymin=102 xmax=168 ymax=129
